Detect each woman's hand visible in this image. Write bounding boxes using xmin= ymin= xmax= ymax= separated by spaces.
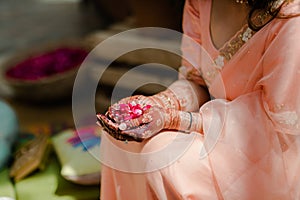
xmin=120 ymin=107 xmax=203 ymax=140
xmin=97 ymin=113 xmax=144 ymax=142
xmin=107 ymin=90 xmax=181 ymax=122
xmin=97 ymin=106 xmax=167 ymax=142
xmin=98 ymin=104 xmax=203 ymax=142
xmin=118 ymin=106 xmax=166 ymax=140
xmin=107 ymin=95 xmax=154 ymax=123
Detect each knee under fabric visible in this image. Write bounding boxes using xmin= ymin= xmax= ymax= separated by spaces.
xmin=0 ymin=100 xmax=19 ymax=169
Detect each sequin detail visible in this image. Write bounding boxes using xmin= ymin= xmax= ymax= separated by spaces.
xmin=269 ymin=110 xmax=299 ymax=130
xmin=215 ymin=26 xmax=256 ymax=67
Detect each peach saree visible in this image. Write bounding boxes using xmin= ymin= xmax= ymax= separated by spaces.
xmin=100 ymin=0 xmax=300 ymax=199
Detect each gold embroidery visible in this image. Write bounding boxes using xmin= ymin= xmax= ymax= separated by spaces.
xmin=218 ymin=26 xmax=256 ymax=62
xmin=214 ymin=55 xmax=225 ymax=69
xmin=277 ymin=111 xmax=299 ymax=127
xmin=185 ymin=0 xmax=285 ymax=86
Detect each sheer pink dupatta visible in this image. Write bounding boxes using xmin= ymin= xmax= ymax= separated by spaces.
xmin=179 ymin=0 xmax=300 ymax=199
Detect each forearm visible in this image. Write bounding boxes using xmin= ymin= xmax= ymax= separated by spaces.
xmin=154 ymin=79 xmax=210 ymax=112
xmin=165 ymin=109 xmax=203 ymax=133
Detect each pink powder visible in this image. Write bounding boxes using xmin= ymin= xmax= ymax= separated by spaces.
xmin=5 ymin=47 xmax=88 ymax=80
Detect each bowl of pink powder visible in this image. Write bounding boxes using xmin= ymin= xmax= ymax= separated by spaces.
xmin=1 ymin=40 xmax=91 ymax=103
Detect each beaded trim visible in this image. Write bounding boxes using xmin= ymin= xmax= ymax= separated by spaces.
xmin=184 ymin=25 xmax=257 ymax=86
xmin=235 ymin=0 xmax=247 ymax=4
xmin=214 ymin=26 xmax=256 ymax=69
xmin=213 ymin=0 xmax=285 ymax=69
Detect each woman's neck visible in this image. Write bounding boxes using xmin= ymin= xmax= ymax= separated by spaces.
xmin=210 ymin=0 xmax=250 ymax=49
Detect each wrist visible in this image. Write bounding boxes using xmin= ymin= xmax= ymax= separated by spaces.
xmin=164 ymin=110 xmax=203 ymax=133
xmin=186 ymin=112 xmax=203 ymax=133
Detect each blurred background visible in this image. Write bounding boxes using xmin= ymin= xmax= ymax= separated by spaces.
xmin=0 ymin=0 xmax=184 ymax=199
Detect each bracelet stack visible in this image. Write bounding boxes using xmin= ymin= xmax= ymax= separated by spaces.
xmin=155 ymin=90 xmax=180 ymax=110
